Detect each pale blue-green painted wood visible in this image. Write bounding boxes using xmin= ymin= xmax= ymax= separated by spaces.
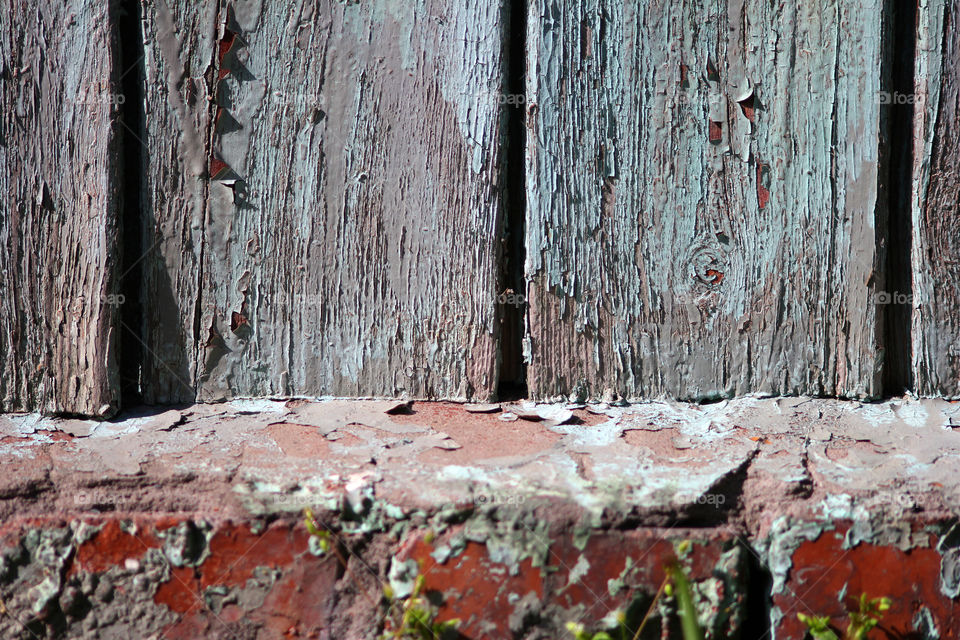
xmin=525 ymin=0 xmax=887 ymax=401
xmin=0 ymin=0 xmax=121 ymax=415
xmin=912 ymin=0 xmax=960 ymax=397
xmin=140 ymin=0 xmax=508 ymax=402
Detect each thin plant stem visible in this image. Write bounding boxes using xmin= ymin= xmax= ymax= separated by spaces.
xmin=305 ymin=511 xmax=380 ymax=611
xmin=632 ymin=574 xmax=669 ymax=640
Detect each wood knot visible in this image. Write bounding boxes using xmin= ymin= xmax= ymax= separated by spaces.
xmin=687 ymin=244 xmax=728 ymax=290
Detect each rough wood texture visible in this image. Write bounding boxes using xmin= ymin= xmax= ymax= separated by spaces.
xmin=0 ymin=0 xmax=121 ymax=416
xmin=525 ymin=0 xmax=887 ymax=401
xmin=912 ymin=0 xmax=960 ymax=397
xmin=138 ymin=1 xmax=215 ymax=403
xmin=141 ymin=0 xmax=507 ymax=402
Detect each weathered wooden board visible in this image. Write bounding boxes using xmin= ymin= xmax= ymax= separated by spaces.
xmin=138 ymin=1 xmax=216 ymax=403
xmin=912 ymin=0 xmax=960 ymax=397
xmin=525 ymin=0 xmax=888 ymax=401
xmin=0 ymin=1 xmax=121 ymax=415
xmin=141 ymin=0 xmax=507 ymax=401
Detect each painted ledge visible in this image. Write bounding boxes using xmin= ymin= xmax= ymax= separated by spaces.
xmin=0 ymin=397 xmax=958 ymax=638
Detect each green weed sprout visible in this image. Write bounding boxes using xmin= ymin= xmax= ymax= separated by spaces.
xmin=382 ymin=574 xmax=460 ymax=639
xmin=798 ymin=593 xmax=892 ymax=640
xmin=304 ymin=509 xmax=458 ymax=639
xmin=566 ymin=540 xmax=704 ymax=640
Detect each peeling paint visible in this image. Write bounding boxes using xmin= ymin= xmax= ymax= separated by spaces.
xmin=937 ymin=522 xmax=960 ymax=599
xmin=2 ymin=398 xmax=960 ymax=635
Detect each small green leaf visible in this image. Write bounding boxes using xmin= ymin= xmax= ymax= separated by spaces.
xmin=303 ymin=508 xmax=323 ymax=537
xmin=436 ymin=618 xmax=460 ymax=631
xmin=797 ymin=612 xmax=838 ymax=640
xmin=667 ymin=562 xmax=703 ymax=640
xmin=565 ymin=622 xmax=590 ymax=640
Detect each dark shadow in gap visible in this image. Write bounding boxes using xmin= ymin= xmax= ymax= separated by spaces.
xmin=881 ymin=0 xmax=917 ymax=396
xmin=116 ymin=0 xmax=195 ymax=408
xmin=496 ymin=0 xmax=528 ymax=402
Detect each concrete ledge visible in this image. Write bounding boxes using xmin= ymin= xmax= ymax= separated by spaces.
xmin=1 ymin=397 xmax=959 ymax=638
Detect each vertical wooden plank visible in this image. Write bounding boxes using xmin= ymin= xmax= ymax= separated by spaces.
xmin=141 ymin=0 xmax=507 ymax=401
xmin=137 ymin=1 xmax=218 ymax=403
xmin=912 ymin=0 xmax=960 ymax=397
xmin=0 ymin=0 xmax=121 ymax=416
xmin=525 ymin=0 xmax=887 ymax=401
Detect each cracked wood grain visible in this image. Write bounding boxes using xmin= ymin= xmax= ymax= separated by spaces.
xmin=140 ymin=0 xmax=507 ymax=402
xmin=524 ymin=0 xmax=887 ymax=401
xmin=2 ymin=0 xmax=926 ymax=411
xmin=912 ymin=0 xmax=960 ymax=397
xmin=137 ymin=0 xmax=218 ymax=403
xmin=0 ymin=0 xmax=122 ymax=416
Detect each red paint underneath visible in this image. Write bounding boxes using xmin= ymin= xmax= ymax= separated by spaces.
xmin=4 ymin=516 xmax=958 ymax=638
xmin=775 ymin=524 xmax=959 ymax=639
xmin=71 ymin=519 xmax=161 ymax=575
xmin=709 ymin=120 xmax=723 ymax=143
xmin=756 ymin=161 xmax=770 ymax=209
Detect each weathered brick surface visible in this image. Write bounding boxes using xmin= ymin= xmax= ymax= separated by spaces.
xmin=1 ymin=518 xmax=339 ymax=639
xmin=1 ymin=515 xmax=752 ymax=639
xmin=2 ymin=513 xmax=960 ymax=638
xmin=1 ymin=398 xmax=959 ymax=637
xmin=399 ymin=527 xmax=747 ymax=639
xmin=771 ymin=521 xmax=960 ymax=639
